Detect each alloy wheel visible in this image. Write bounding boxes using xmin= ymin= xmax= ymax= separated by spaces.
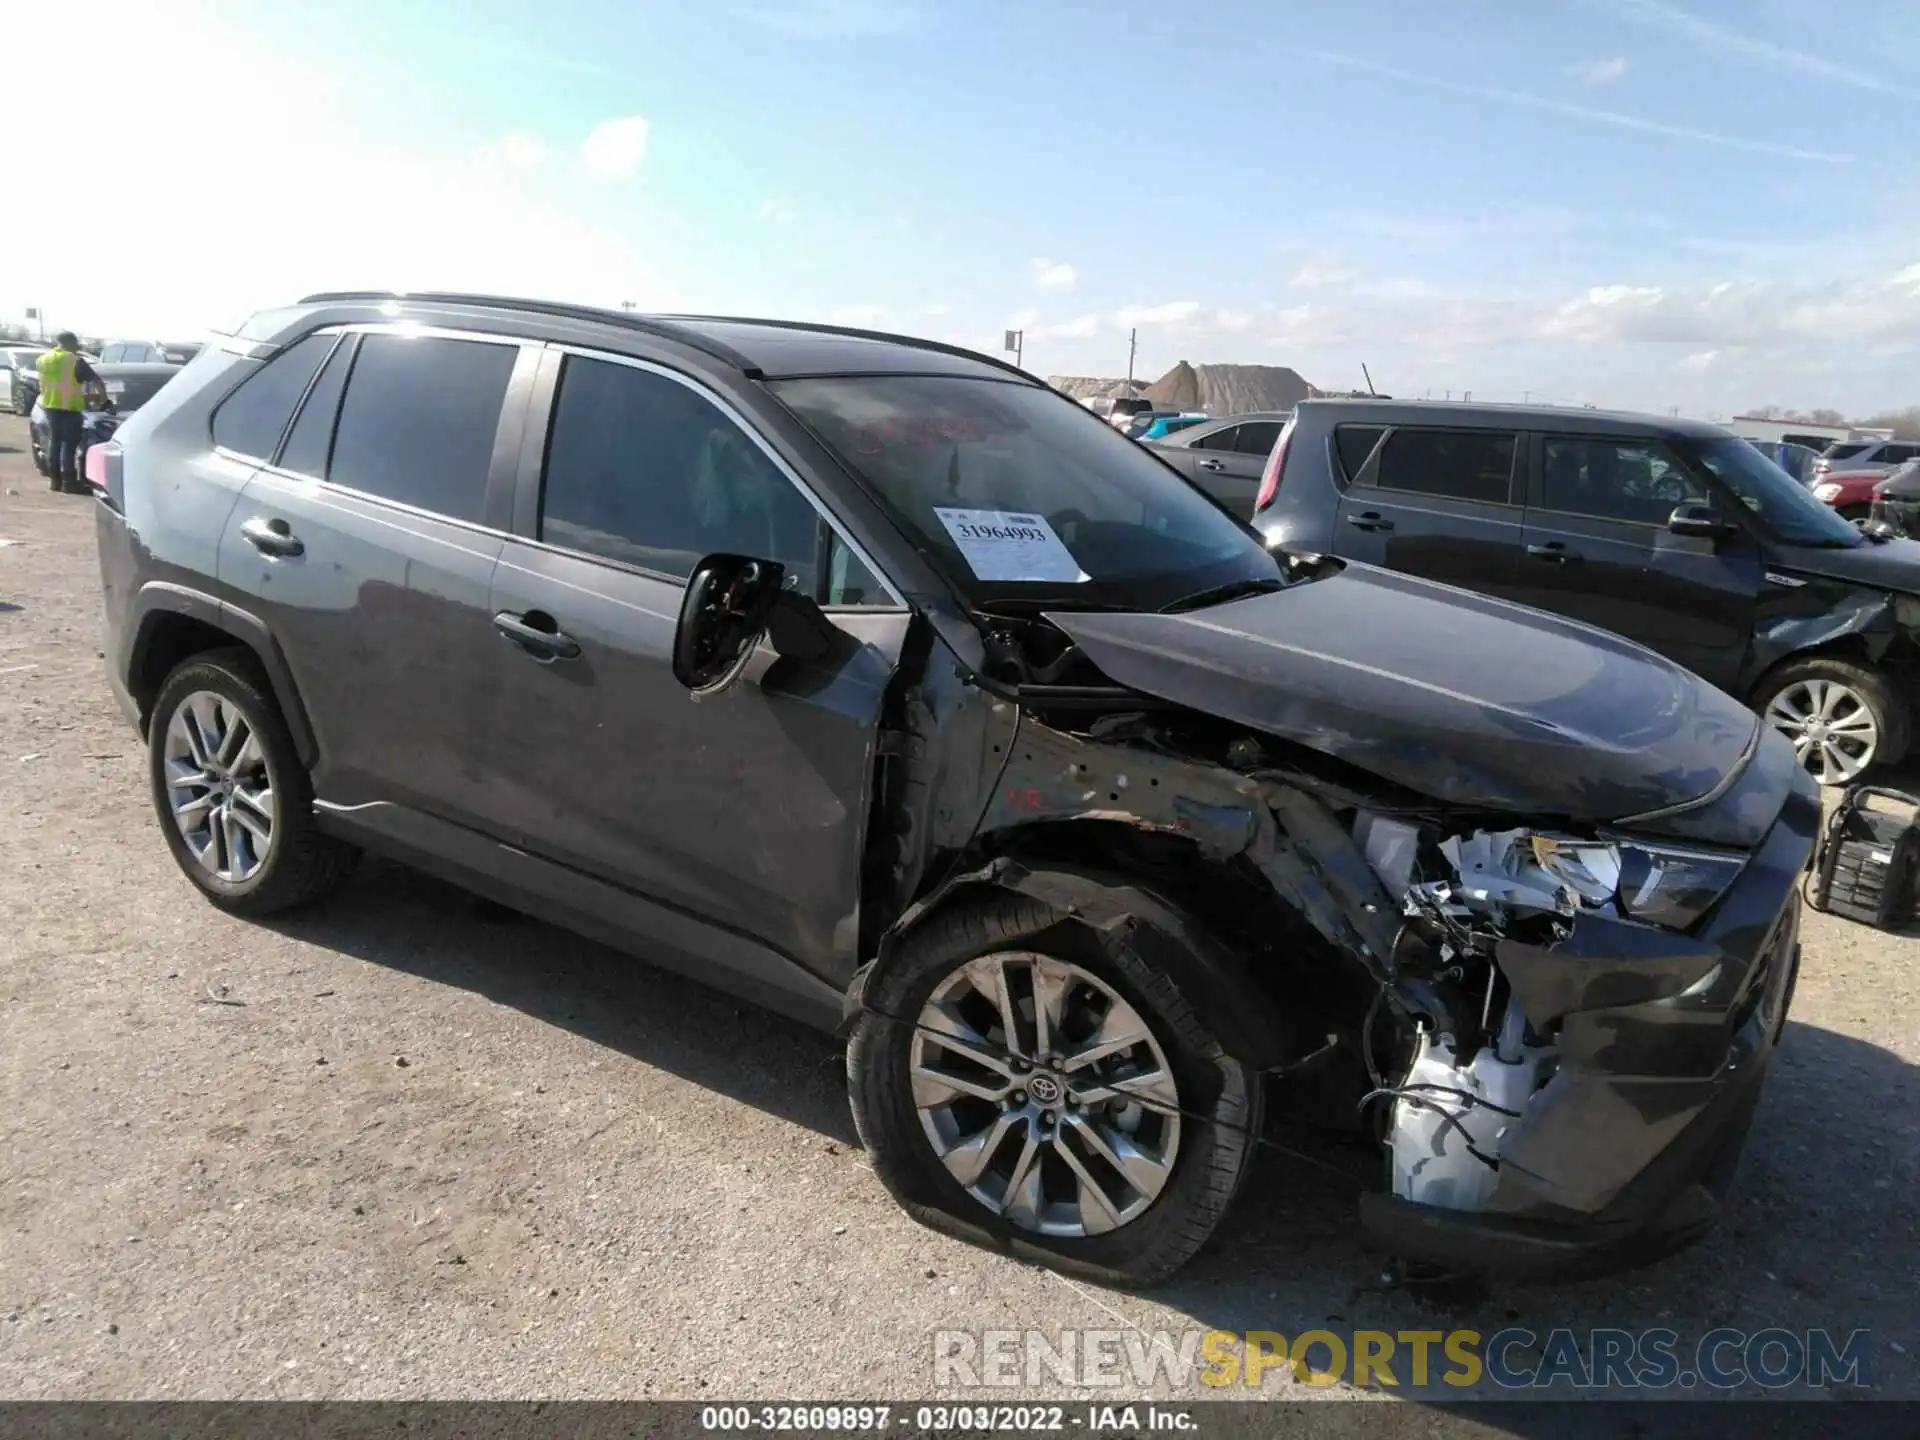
xmin=161 ymin=690 xmax=276 ymax=883
xmin=909 ymin=953 xmax=1181 ymax=1238
xmin=1763 ymin=678 xmax=1879 ymax=784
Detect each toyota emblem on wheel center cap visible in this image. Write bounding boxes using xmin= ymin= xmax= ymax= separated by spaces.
xmin=1026 ymin=1073 xmax=1062 ymax=1106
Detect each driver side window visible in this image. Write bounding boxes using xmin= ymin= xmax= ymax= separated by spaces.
xmin=539 ymin=354 xmax=885 ymax=605
xmin=1538 ymin=437 xmax=1708 ymax=525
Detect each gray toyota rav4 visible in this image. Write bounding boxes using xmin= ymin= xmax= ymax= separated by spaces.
xmin=93 ymin=293 xmax=1812 ymax=1284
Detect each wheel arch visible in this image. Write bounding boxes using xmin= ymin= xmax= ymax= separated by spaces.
xmin=127 ymin=584 xmax=319 ymax=765
xmin=845 ymin=819 xmax=1347 ymax=1072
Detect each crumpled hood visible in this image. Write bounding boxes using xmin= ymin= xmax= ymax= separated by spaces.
xmin=1049 ymin=562 xmax=1759 ymax=820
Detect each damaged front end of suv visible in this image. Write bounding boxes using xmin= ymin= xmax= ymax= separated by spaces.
xmin=744 ymin=368 xmax=1820 ymax=1285
xmin=839 ymin=550 xmax=1816 ymax=1284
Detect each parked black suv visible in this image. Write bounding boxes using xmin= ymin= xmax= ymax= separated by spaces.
xmin=1254 ymin=399 xmax=1920 ymax=786
xmin=94 ymin=295 xmax=1811 ymax=1284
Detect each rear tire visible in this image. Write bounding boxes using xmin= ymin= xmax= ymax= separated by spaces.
xmin=847 ymin=887 xmax=1261 ymax=1285
xmin=1754 ymin=655 xmax=1909 ymax=786
xmin=147 ymin=648 xmax=358 ymax=915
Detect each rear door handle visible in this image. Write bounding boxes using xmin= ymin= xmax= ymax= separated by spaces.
xmin=1346 ymin=511 xmax=1393 ymax=532
xmin=240 ymin=515 xmax=303 ymax=557
xmin=494 ymin=610 xmax=581 ymax=661
xmin=1197 ymin=458 xmax=1227 ymax=472
xmin=1526 ymin=542 xmax=1581 ymax=564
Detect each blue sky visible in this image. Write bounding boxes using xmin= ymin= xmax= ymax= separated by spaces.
xmin=6 ymin=0 xmax=1918 ymax=416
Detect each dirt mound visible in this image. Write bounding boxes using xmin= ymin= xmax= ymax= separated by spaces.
xmin=1148 ymin=362 xmax=1312 ymax=415
xmin=1048 ymin=375 xmax=1150 ymax=402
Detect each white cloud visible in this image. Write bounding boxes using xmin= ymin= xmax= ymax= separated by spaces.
xmin=3 ymin=3 xmax=678 ymax=338
xmin=1030 ymin=258 xmax=1078 ymax=291
xmin=924 ymin=302 xmax=952 ymax=316
xmin=581 ymin=116 xmax=650 ymax=178
xmin=1289 ymin=258 xmax=1362 ymax=289
xmin=758 ymin=198 xmax=798 ymax=225
xmin=1306 ymin=49 xmax=1854 ymax=163
xmin=1005 ymin=307 xmax=1042 ymax=331
xmin=829 ymin=304 xmax=887 ymax=326
xmin=1215 ymin=309 xmax=1256 ymax=331
xmin=1566 ymin=56 xmax=1629 ymax=85
xmin=1030 ymin=312 xmax=1102 ymax=342
xmin=1112 ymin=300 xmax=1200 ymax=328
xmin=476 ymin=133 xmax=548 ymax=171
xmin=1682 ymin=350 xmax=1721 ymax=371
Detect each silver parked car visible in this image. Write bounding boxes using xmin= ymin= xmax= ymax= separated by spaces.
xmin=1811 ymin=437 xmax=1920 ymax=483
xmin=1 ymin=344 xmax=48 ymax=413
xmin=1144 ymin=411 xmax=1292 ymax=515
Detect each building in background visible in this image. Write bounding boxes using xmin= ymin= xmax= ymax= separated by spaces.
xmin=1727 ymin=414 xmax=1893 ymax=449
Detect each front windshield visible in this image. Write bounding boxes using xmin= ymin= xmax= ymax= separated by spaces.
xmin=772 ymin=374 xmax=1277 ymax=610
xmin=1687 ymin=435 xmax=1861 ymax=547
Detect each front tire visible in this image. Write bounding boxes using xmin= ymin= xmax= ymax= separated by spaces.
xmin=1755 ymin=655 xmax=1909 ymax=786
xmin=147 ymin=649 xmax=357 ymax=915
xmin=848 ymin=888 xmax=1260 ymax=1285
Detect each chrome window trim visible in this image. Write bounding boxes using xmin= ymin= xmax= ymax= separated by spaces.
xmin=537 ymin=342 xmax=908 ymax=610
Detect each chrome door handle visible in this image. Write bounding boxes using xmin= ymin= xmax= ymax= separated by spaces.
xmin=241 ymin=515 xmax=303 ymax=557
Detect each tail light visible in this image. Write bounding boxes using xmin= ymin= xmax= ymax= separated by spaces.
xmin=1253 ymin=416 xmax=1297 ymax=513
xmin=1812 ymin=458 xmax=1832 ymax=476
xmin=86 ymin=439 xmax=121 ymax=505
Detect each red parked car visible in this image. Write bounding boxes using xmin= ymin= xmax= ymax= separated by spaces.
xmin=1809 ymin=469 xmax=1885 ymax=520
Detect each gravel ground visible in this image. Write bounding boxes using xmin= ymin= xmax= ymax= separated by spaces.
xmin=1 ymin=411 xmax=1916 ymax=1413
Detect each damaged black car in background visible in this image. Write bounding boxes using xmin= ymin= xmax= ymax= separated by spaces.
xmin=98 ymin=296 xmax=1813 ymax=1286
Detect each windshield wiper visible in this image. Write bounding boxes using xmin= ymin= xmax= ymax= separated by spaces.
xmin=1159 ymin=577 xmax=1286 ymax=614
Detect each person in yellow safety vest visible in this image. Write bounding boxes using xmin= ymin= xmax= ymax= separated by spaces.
xmin=37 ymin=331 xmax=105 ymax=493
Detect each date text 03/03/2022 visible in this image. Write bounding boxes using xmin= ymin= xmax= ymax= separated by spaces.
xmin=699 ymin=1404 xmax=1195 ymax=1432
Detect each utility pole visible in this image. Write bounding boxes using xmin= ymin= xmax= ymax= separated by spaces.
xmin=1126 ymin=328 xmax=1137 ymax=386
xmin=619 ymin=300 xmax=637 ymax=312
xmin=1522 ymin=390 xmax=1531 ymax=404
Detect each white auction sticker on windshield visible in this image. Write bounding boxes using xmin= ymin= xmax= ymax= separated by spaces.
xmin=933 ymin=508 xmax=1088 ymax=583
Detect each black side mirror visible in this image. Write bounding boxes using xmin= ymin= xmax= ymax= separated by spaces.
xmin=1668 ymin=502 xmax=1732 ymax=540
xmin=672 ymin=553 xmax=786 ymax=694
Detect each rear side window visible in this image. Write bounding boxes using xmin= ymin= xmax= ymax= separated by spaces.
xmin=1232 ymin=421 xmax=1283 ymax=456
xmin=1884 ymin=444 xmax=1920 ymax=464
xmin=1373 ymin=428 xmax=1516 ymax=504
xmin=540 ymin=354 xmax=825 ymax=594
xmin=1195 ymin=425 xmax=1242 ymax=452
xmin=1333 ymin=424 xmax=1385 ymax=480
xmin=276 ymin=335 xmax=352 ymax=477
xmin=327 ymin=334 xmax=516 ymax=523
xmin=1824 ymin=443 xmax=1868 ymax=461
xmin=211 ymin=333 xmax=333 ymax=460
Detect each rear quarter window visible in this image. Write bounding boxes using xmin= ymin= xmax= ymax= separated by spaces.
xmin=210 ymin=333 xmax=335 ymax=461
xmin=1372 ymin=428 xmax=1517 ymax=504
xmin=1332 ymin=424 xmax=1385 ymax=482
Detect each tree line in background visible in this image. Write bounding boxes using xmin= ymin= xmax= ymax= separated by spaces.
xmin=0 ymin=322 xmax=103 ymax=352
xmin=1747 ymin=404 xmax=1920 ymax=439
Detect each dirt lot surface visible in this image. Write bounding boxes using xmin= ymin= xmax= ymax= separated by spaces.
xmin=1 ymin=411 xmax=1916 ymax=1414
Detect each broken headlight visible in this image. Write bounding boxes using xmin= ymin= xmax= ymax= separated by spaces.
xmin=1531 ymin=834 xmax=1747 ymax=930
